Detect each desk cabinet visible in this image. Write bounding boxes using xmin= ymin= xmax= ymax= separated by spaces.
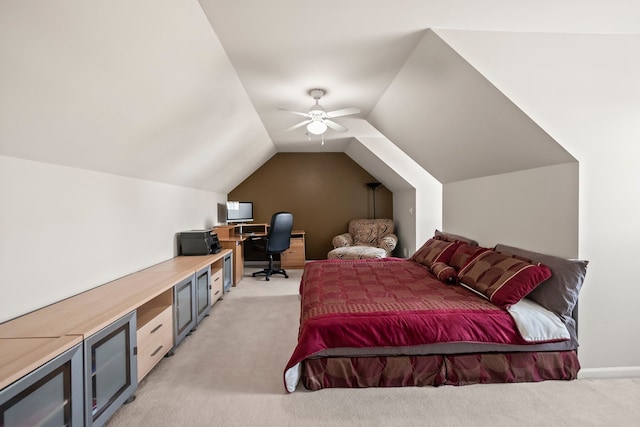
xmin=221 ymin=240 xmax=243 ymax=286
xmin=281 ymin=234 xmax=306 ymax=269
xmin=137 ymin=290 xmax=173 ymax=382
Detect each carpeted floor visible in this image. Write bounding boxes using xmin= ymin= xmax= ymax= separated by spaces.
xmin=106 ymin=267 xmax=640 ymax=426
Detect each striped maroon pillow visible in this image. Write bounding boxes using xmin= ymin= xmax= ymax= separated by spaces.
xmin=457 ymin=250 xmax=552 ymax=308
xmin=411 ymin=238 xmax=459 ymax=269
xmin=430 ymin=262 xmax=457 ymax=284
xmin=449 ymin=243 xmax=490 ymax=271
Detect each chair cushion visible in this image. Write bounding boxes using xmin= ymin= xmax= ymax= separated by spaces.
xmin=327 ymin=246 xmax=388 ymax=260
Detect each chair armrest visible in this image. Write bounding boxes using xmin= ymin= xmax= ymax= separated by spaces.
xmin=332 ymin=233 xmax=353 ymax=248
xmin=378 ymin=234 xmax=398 ymax=255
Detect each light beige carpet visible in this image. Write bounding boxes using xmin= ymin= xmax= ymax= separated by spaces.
xmin=107 ymin=267 xmax=640 ymax=426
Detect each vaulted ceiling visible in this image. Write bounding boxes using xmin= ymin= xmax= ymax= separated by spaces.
xmin=1 ymin=1 xmax=639 ymax=192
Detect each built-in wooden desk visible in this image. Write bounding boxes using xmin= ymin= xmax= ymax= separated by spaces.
xmin=214 ymin=224 xmax=306 ymax=285
xmin=0 ymin=251 xmax=232 ymax=382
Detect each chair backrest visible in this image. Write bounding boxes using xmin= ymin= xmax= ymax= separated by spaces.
xmin=348 ymin=218 xmax=394 ymax=246
xmin=266 ymin=212 xmax=293 ymax=254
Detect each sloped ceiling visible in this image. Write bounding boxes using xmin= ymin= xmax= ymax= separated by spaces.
xmin=0 ymin=0 xmax=274 ymax=194
xmin=367 ymin=30 xmax=575 ymax=183
xmin=433 ymin=30 xmax=640 ymax=161
xmin=2 ymin=1 xmax=639 ymax=193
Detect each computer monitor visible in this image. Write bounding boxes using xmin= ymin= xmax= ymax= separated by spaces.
xmin=226 ymin=201 xmax=253 ymax=223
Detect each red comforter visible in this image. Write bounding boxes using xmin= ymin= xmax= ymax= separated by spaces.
xmin=284 ymin=258 xmax=533 ymax=383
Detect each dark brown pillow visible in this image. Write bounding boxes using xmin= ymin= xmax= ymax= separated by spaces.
xmin=494 ymin=244 xmax=588 ymax=318
xmin=434 ymin=229 xmax=478 ymax=247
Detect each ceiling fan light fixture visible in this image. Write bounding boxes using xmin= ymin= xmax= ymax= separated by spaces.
xmin=309 ymin=105 xmax=325 ymax=115
xmin=281 ymin=88 xmax=358 ymax=137
xmin=307 ymin=120 xmax=327 ymax=135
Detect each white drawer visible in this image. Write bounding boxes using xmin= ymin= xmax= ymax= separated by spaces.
xmin=211 ymin=269 xmax=223 ymax=304
xmin=137 ymin=306 xmax=173 ymax=381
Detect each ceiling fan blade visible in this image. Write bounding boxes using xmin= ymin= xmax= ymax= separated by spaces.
xmin=278 ymin=107 xmax=310 ymax=118
xmin=284 ymin=119 xmax=312 ymax=132
xmin=324 ymin=119 xmax=348 ymax=132
xmin=326 ymin=107 xmax=360 ymax=118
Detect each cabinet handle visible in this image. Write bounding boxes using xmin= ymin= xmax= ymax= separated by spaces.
xmin=214 ymin=277 xmax=220 ymax=281
xmin=214 ymin=290 xmax=220 ymax=296
xmin=150 ymin=324 xmax=163 ymax=334
xmin=151 ymin=345 xmax=164 ymax=357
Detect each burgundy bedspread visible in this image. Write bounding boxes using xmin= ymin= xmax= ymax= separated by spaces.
xmin=284 ymin=259 xmax=538 ymax=385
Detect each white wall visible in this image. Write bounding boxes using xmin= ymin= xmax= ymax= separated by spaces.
xmin=0 ymin=155 xmax=225 ymax=323
xmin=392 ymin=189 xmax=416 ymax=257
xmin=444 ymin=163 xmax=578 ymax=258
xmin=437 ymin=30 xmax=640 ymax=373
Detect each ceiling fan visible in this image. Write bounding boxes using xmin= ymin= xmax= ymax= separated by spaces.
xmin=281 ymin=89 xmax=360 ymax=136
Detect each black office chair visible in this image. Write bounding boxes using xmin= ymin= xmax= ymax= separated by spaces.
xmin=252 ymin=212 xmax=294 ymax=281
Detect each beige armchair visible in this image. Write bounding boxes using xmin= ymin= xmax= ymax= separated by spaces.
xmin=328 ymin=218 xmax=398 ymax=260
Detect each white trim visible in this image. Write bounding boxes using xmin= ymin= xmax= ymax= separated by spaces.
xmin=578 ymin=367 xmax=640 ymax=379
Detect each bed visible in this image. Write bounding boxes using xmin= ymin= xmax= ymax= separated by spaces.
xmin=284 ymin=233 xmax=588 ymax=392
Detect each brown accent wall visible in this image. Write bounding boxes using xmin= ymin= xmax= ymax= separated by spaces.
xmin=228 ymin=153 xmax=393 ymax=260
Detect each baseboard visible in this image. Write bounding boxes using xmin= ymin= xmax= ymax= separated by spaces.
xmin=578 ymin=366 xmax=640 ymax=379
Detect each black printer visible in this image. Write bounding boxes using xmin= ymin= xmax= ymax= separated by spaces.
xmin=179 ymin=229 xmax=221 ymax=255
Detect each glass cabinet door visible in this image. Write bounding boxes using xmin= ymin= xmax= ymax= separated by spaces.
xmin=1 ymin=343 xmax=83 ymax=427
xmin=195 ymin=266 xmax=211 ymax=323
xmin=174 ymin=275 xmax=196 ymax=346
xmin=223 ymin=252 xmax=233 ymax=292
xmin=84 ymin=311 xmax=137 ymax=427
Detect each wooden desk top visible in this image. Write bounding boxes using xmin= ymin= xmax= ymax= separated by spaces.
xmin=218 ymin=230 xmax=305 ymax=242
xmin=0 ymin=270 xmax=188 ymax=339
xmin=0 ymin=336 xmax=82 ymax=389
xmin=143 ymin=254 xmax=226 ymax=273
xmin=0 ymin=251 xmax=231 ymax=339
